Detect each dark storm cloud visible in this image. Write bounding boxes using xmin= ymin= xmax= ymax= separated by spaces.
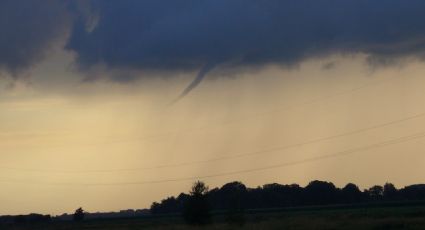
xmin=2 ymin=0 xmax=425 ymax=83
xmin=0 ymin=0 xmax=69 ymax=78
xmin=67 ymin=0 xmax=425 ymax=74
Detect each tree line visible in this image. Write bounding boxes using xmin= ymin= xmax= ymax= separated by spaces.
xmin=1 ymin=180 xmax=424 ymax=226
xmin=151 ymin=180 xmax=425 ymax=218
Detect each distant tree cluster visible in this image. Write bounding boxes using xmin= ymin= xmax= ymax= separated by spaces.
xmin=151 ymin=181 xmax=425 ymax=216
xmin=0 ymin=214 xmax=51 ymax=225
xmin=54 ymin=209 xmax=149 ymax=221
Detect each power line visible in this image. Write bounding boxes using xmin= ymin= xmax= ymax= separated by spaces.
xmin=167 ymin=75 xmax=400 ymax=135
xmin=93 ymin=74 xmax=398 ymax=150
xmin=25 ymin=74 xmax=397 ymax=155
xmin=2 ymin=110 xmax=424 ymax=173
xmin=79 ymin=74 xmax=399 ymax=147
xmin=148 ymin=111 xmax=425 ymax=169
xmin=82 ymin=131 xmax=425 ymax=186
xmin=3 ymin=130 xmax=425 ymax=186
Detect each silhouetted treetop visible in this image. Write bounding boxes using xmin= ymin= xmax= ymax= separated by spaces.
xmin=73 ymin=207 xmax=85 ymax=222
xmin=341 ymin=183 xmax=363 ymax=203
xmin=184 ymin=181 xmax=211 ymax=225
xmin=190 ymin=181 xmax=209 ymax=196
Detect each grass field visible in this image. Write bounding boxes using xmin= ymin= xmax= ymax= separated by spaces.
xmin=4 ymin=203 xmax=425 ymax=230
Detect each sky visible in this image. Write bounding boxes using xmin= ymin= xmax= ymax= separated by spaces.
xmin=1 ymin=0 xmax=425 ymax=215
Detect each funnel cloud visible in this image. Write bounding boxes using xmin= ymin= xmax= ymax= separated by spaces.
xmin=172 ymin=62 xmax=217 ymax=102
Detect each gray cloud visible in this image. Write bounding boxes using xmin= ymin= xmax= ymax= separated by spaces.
xmin=0 ymin=0 xmax=70 ymax=78
xmin=64 ymin=0 xmax=425 ymax=97
xmin=3 ymin=0 xmax=425 ymax=85
xmin=67 ymin=0 xmax=425 ymax=74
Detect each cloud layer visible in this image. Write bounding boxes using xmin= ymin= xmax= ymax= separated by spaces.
xmin=2 ymin=0 xmax=425 ymax=80
xmin=67 ymin=0 xmax=425 ymax=73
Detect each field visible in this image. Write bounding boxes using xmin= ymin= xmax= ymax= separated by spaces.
xmin=4 ymin=203 xmax=425 ymax=230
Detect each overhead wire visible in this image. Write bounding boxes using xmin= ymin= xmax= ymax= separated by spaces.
xmin=1 ymin=109 xmax=425 ymax=173
xmin=2 ymin=130 xmax=425 ymax=186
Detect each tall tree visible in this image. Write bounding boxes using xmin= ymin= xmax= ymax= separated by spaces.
xmin=73 ymin=207 xmax=85 ymax=222
xmin=183 ymin=181 xmax=211 ymax=225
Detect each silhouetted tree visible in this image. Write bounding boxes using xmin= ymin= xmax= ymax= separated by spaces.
xmin=341 ymin=183 xmax=364 ymax=203
xmin=261 ymin=183 xmax=303 ymax=207
xmin=218 ymin=182 xmax=247 ymax=226
xmin=366 ymin=185 xmax=384 ymax=201
xmin=183 ymin=181 xmax=211 ymax=225
xmin=383 ymin=183 xmax=398 ymax=200
xmin=73 ymin=207 xmax=85 ymax=222
xmin=304 ymin=180 xmax=339 ymax=205
xmin=208 ymin=181 xmax=248 ymax=210
xmin=400 ymin=184 xmax=425 ymax=200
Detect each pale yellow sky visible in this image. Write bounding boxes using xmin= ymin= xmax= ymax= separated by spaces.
xmin=1 ymin=52 xmax=425 ymax=215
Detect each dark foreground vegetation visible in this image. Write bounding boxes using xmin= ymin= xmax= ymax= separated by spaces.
xmin=1 ymin=180 xmax=425 ymax=229
xmin=151 ymin=180 xmax=425 ymax=215
xmin=2 ymin=203 xmax=425 ymax=230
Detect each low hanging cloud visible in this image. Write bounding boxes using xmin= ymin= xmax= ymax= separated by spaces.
xmin=2 ymin=1 xmax=425 ymax=94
